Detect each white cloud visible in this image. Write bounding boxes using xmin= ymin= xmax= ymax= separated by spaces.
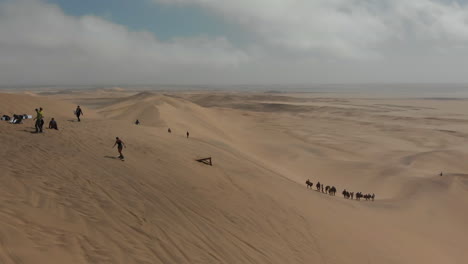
xmin=0 ymin=0 xmax=248 ymax=85
xmin=2 ymin=0 xmax=468 ymax=85
xmin=153 ymin=0 xmax=468 ymax=58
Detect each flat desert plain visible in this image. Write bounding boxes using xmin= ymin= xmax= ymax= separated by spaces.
xmin=0 ymin=89 xmax=467 ymax=264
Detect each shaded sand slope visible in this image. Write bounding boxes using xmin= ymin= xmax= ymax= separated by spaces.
xmin=0 ymin=92 xmax=467 ymax=263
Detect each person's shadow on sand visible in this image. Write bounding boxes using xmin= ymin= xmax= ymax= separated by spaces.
xmin=104 ymin=156 xmax=118 ymax=160
xmin=21 ymin=129 xmax=39 ymax=134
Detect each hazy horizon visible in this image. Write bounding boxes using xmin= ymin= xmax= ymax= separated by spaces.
xmin=3 ymin=83 xmax=468 ymax=98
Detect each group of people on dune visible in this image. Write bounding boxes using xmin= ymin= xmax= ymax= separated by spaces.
xmin=32 ymin=105 xmax=83 ymax=133
xmin=31 ymin=104 xmax=126 ymax=159
xmin=28 ymin=104 xmax=193 ymax=160
xmin=305 ymin=179 xmax=375 ymax=201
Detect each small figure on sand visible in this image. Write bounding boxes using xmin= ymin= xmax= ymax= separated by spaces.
xmin=75 ymin=105 xmax=83 ymax=122
xmin=34 ymin=108 xmax=44 ymax=133
xmin=186 ymin=131 xmax=189 ymax=138
xmin=49 ymin=118 xmax=58 ymax=130
xmin=135 ymin=119 xmax=140 ymax=125
xmin=168 ymin=128 xmax=171 ymax=133
xmin=39 ymin=107 xmax=44 ymax=130
xmin=113 ymin=137 xmax=126 ymax=159
xmin=440 ymin=172 xmax=443 ymax=176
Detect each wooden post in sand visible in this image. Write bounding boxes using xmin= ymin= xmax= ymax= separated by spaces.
xmin=196 ymin=157 xmax=212 ymax=166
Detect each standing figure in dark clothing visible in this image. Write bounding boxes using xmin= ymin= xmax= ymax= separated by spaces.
xmin=34 ymin=108 xmax=43 ymax=133
xmin=39 ymin=107 xmax=45 ymax=132
xmin=75 ymin=106 xmax=83 ymax=122
xmin=186 ymin=131 xmax=189 ymax=138
xmin=113 ymin=137 xmax=126 ymax=159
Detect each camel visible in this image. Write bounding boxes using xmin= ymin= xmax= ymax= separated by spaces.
xmin=356 ymin=192 xmax=362 ymax=201
xmin=305 ymin=179 xmax=313 ymax=189
xmin=342 ymin=189 xmax=350 ymax=199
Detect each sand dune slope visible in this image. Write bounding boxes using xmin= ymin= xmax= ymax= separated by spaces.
xmin=0 ymin=93 xmax=97 ymax=120
xmin=0 ymin=92 xmax=467 ymax=264
xmin=97 ymin=92 xmax=232 ymax=140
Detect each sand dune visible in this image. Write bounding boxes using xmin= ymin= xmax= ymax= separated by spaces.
xmin=0 ymin=91 xmax=467 ymax=264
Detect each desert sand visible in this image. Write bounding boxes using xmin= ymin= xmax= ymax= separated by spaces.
xmin=0 ymin=89 xmax=467 ymax=264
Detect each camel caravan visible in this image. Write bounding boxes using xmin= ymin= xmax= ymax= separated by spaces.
xmin=305 ymin=179 xmax=375 ymax=201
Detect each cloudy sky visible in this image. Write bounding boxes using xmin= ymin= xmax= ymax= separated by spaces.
xmin=1 ymin=0 xmax=468 ymax=85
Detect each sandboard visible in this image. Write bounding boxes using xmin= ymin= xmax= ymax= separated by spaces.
xmin=118 ymin=155 xmax=125 ymax=161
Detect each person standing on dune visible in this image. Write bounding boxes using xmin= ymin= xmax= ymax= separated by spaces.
xmin=39 ymin=107 xmax=45 ymax=132
xmin=34 ymin=108 xmax=43 ymax=133
xmin=75 ymin=105 xmax=83 ymax=122
xmin=113 ymin=137 xmax=126 ymax=159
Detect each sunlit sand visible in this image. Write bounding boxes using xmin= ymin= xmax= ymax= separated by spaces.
xmin=1 ymin=89 xmax=467 ymax=263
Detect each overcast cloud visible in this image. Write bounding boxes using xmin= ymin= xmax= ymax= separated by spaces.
xmin=153 ymin=0 xmax=468 ymax=57
xmin=2 ymin=0 xmax=468 ymax=85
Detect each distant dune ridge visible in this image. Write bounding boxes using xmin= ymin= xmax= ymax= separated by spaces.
xmin=0 ymin=90 xmax=468 ymax=264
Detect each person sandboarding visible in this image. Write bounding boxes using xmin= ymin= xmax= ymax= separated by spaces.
xmin=75 ymin=106 xmax=83 ymax=122
xmin=113 ymin=137 xmax=126 ymax=160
